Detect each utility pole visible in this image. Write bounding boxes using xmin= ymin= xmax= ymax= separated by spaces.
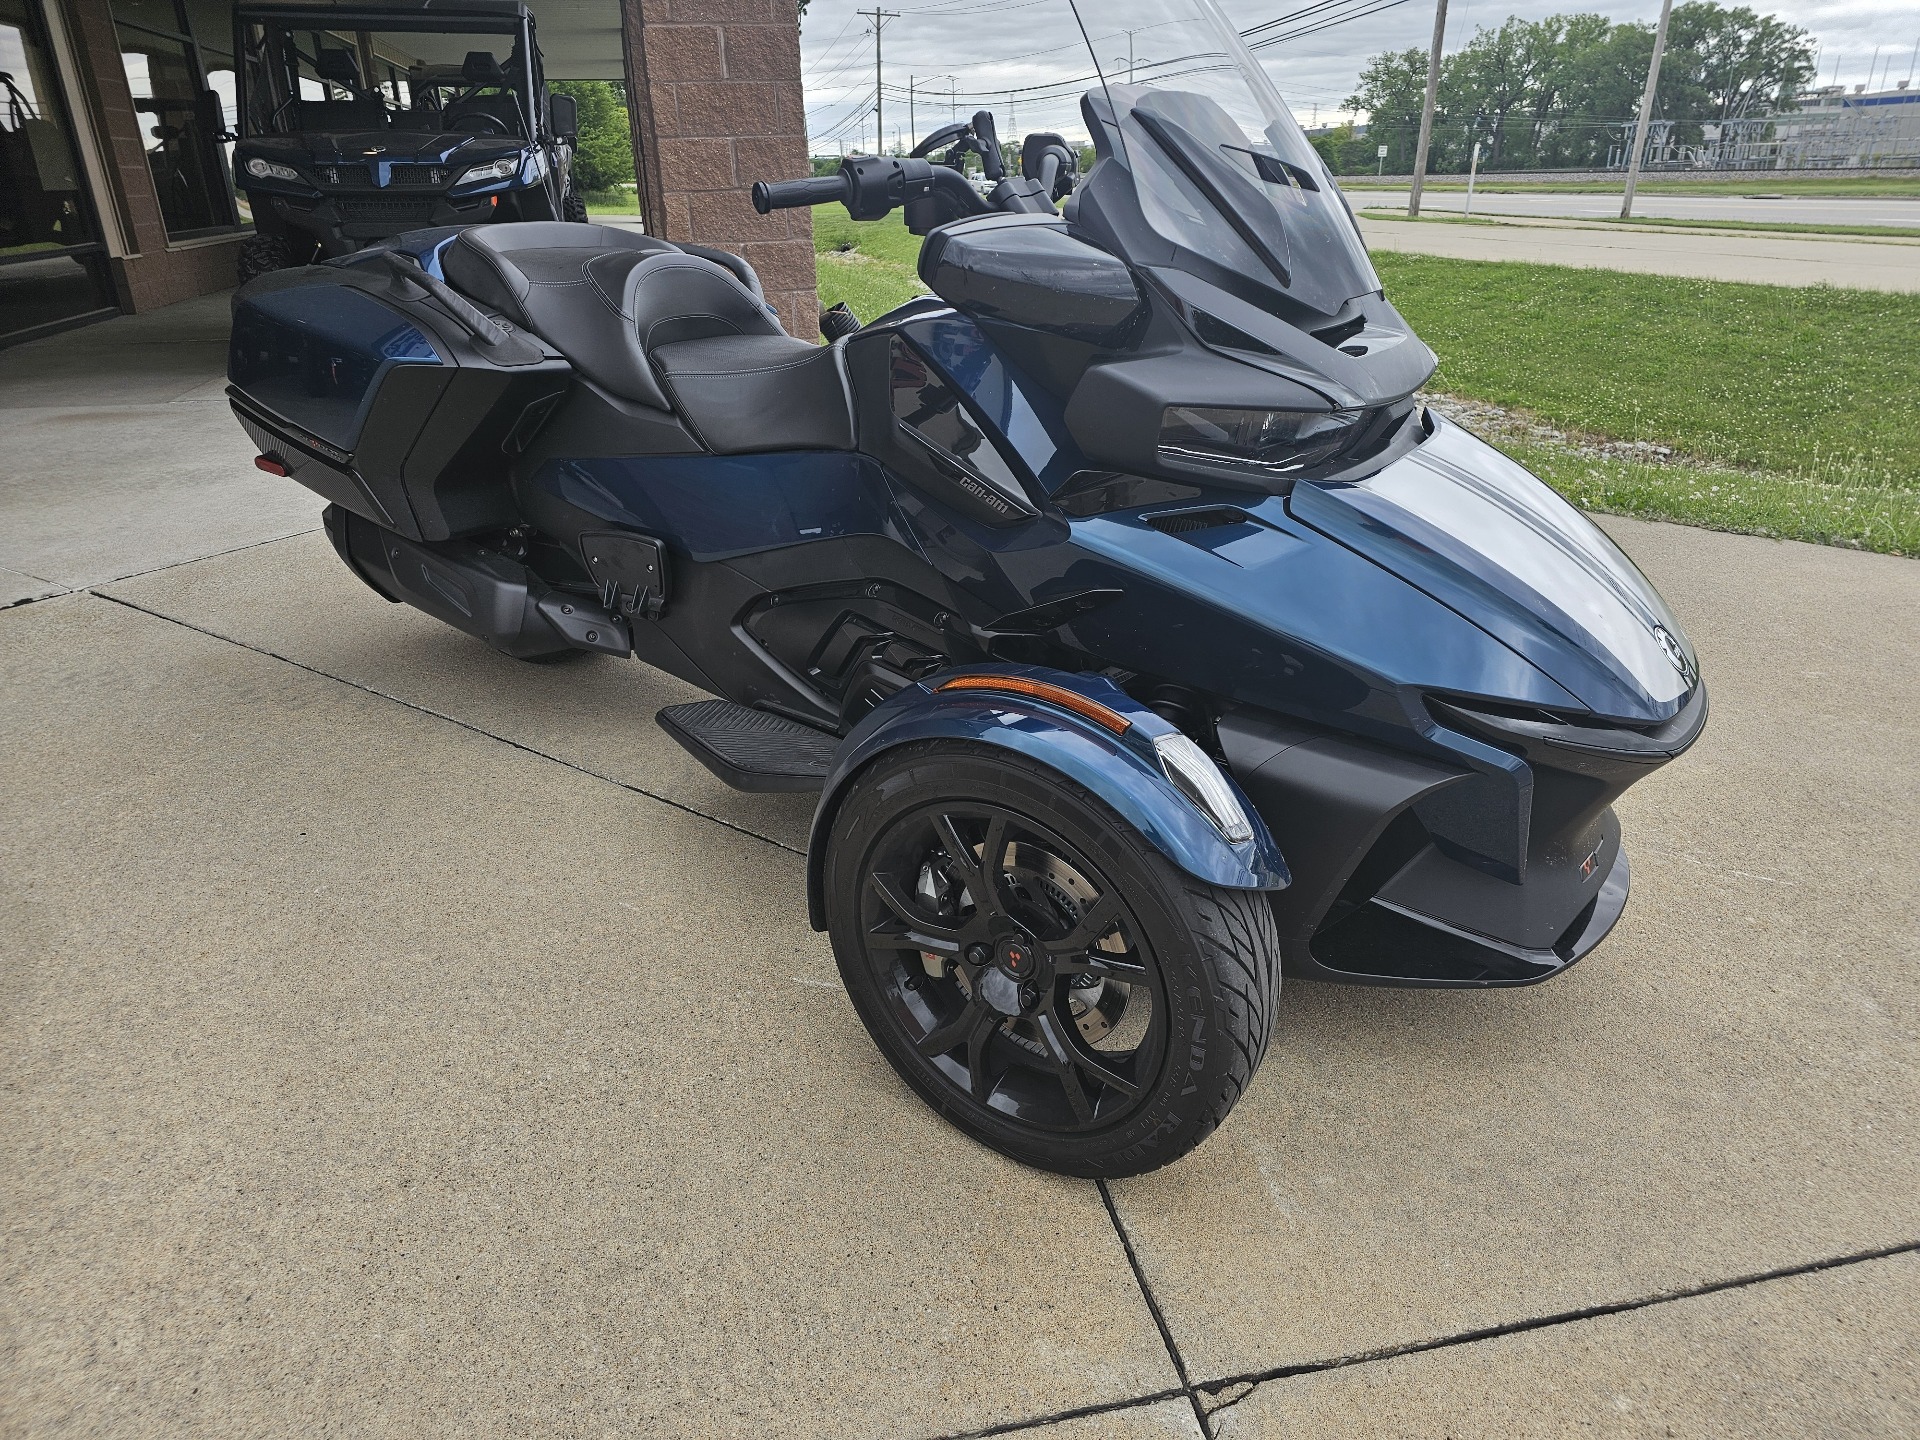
xmin=1408 ymin=0 xmax=1448 ymax=219
xmin=908 ymin=76 xmax=915 ymax=152
xmin=862 ymin=9 xmax=899 ymax=158
xmin=1620 ymin=0 xmax=1673 ymax=219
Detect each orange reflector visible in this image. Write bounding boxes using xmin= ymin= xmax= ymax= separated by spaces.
xmin=254 ymin=455 xmax=288 ymax=477
xmin=936 ymin=674 xmax=1132 ymax=734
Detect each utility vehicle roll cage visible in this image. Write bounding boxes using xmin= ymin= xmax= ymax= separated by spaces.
xmin=233 ymin=0 xmax=553 ymax=146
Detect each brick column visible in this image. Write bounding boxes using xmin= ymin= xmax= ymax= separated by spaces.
xmin=621 ymin=0 xmax=818 ymax=340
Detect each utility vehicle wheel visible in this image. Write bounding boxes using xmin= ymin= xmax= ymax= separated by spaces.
xmin=562 ymin=187 xmax=589 ymax=223
xmin=237 ymin=232 xmax=294 ymax=283
xmin=823 ymin=742 xmax=1281 ymax=1177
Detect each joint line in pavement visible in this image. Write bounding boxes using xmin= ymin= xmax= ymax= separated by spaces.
xmin=1195 ymin=1237 xmax=1920 ymax=1402
xmin=89 ymin=590 xmax=806 ymax=858
xmin=1096 ymin=1178 xmax=1214 ymax=1436
xmin=928 ymin=1386 xmax=1190 ymax=1440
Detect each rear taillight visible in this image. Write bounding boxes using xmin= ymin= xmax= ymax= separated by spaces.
xmin=254 ymin=455 xmax=288 ymax=476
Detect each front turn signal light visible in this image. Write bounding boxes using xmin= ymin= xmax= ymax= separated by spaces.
xmin=1153 ymin=732 xmax=1255 ymax=844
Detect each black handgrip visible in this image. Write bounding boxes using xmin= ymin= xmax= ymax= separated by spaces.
xmin=751 ymin=175 xmax=848 ymax=214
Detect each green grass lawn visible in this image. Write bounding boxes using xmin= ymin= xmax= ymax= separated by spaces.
xmin=815 ymin=211 xmax=1918 ymax=556
xmin=580 ymin=188 xmax=640 ymax=215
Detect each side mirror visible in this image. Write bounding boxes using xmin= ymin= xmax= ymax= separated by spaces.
xmin=548 ymin=91 xmax=576 ymax=141
xmin=196 ymin=88 xmax=224 ymax=136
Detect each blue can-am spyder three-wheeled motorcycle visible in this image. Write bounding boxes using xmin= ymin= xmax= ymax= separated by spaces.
xmin=226 ymin=0 xmax=1706 ymax=1176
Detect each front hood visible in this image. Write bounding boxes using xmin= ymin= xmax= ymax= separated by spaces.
xmin=242 ymin=133 xmax=521 ymax=165
xmin=1288 ymin=415 xmax=1700 ymax=723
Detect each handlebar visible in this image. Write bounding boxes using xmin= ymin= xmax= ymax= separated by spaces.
xmin=751 ymin=174 xmax=847 ymax=214
xmin=751 ymin=156 xmax=993 ymax=230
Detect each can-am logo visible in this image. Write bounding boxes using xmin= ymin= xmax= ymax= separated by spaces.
xmin=1652 ymin=624 xmax=1694 ymax=682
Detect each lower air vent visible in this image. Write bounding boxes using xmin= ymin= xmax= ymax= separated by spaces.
xmin=1193 ymin=311 xmax=1281 ymax=357
xmin=1311 ymin=316 xmax=1366 ymax=350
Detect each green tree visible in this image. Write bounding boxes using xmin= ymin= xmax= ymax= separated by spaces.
xmin=1664 ymin=3 xmax=1815 ymax=122
xmin=1344 ymin=46 xmax=1428 ymax=172
xmin=550 ymin=80 xmax=634 ymax=193
xmin=1346 ymin=3 xmax=1814 ymax=174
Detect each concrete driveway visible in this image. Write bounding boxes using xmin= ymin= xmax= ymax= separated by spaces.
xmin=3 ymin=300 xmax=1917 ymax=1438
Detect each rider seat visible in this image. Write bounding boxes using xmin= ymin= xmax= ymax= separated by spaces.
xmin=441 ymin=222 xmax=852 ymax=452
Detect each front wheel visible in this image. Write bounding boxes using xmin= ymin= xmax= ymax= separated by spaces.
xmin=237 ymin=231 xmax=294 ymax=283
xmin=823 ymin=742 xmax=1281 ymax=1177
xmin=561 ymin=186 xmax=589 ymax=223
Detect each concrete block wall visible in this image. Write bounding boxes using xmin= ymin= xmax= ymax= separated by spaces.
xmin=622 ymin=0 xmax=819 ymax=339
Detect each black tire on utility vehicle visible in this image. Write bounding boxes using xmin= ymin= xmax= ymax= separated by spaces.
xmin=237 ymin=232 xmax=294 ymax=283
xmin=562 ymin=187 xmax=589 ymax=223
xmin=823 ymin=741 xmax=1281 ymax=1178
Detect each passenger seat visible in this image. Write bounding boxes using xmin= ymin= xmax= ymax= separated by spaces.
xmin=441 ymin=222 xmax=852 ymax=453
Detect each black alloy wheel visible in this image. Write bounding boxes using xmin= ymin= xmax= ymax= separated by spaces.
xmin=824 ymin=743 xmax=1281 ymax=1177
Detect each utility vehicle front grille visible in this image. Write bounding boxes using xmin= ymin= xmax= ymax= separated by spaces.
xmin=315 ymin=164 xmax=370 ymax=187
xmin=387 ymin=164 xmax=452 ymax=188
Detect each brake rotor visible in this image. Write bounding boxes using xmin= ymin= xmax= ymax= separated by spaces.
xmin=916 ymin=840 xmax=1133 ymax=1043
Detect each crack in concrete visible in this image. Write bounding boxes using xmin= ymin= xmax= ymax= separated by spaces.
xmin=88 ymin=591 xmax=807 ymax=859
xmin=1197 ymin=1379 xmax=1254 ymax=1416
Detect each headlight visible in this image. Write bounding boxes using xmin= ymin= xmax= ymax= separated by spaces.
xmin=245 ymin=157 xmax=301 ymax=182
xmin=523 ymin=148 xmax=547 ymax=183
xmin=1153 ymin=732 xmax=1255 ymax=845
xmin=456 ymin=156 xmax=521 ymax=187
xmin=1159 ymin=405 xmax=1363 ymax=475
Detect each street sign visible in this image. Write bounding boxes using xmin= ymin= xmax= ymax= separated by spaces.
xmin=1377 ymin=144 xmax=1389 ymax=157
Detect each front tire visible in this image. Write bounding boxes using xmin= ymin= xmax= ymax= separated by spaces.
xmin=237 ymin=232 xmax=293 ymax=283
xmin=823 ymin=742 xmax=1281 ymax=1178
xmin=562 ymin=186 xmax=589 ymax=223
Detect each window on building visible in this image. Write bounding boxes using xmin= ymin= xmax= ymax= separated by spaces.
xmin=0 ymin=0 xmax=117 ymax=344
xmin=109 ymin=0 xmax=243 ymax=238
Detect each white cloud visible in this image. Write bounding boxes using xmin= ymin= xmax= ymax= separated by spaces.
xmin=799 ymin=0 xmax=1919 ymax=148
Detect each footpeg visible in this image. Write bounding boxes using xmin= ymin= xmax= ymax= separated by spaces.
xmin=657 ymin=701 xmax=840 ymax=792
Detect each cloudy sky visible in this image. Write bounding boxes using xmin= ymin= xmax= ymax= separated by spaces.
xmin=798 ymin=0 xmax=1919 ymax=150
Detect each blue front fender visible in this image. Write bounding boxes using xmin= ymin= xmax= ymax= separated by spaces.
xmin=805 ymin=667 xmax=1289 ymax=931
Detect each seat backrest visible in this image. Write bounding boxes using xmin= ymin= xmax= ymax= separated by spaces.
xmin=444 ymin=94 xmax=523 ymax=135
xmin=441 ymin=222 xmax=785 ymax=411
xmin=296 ymin=97 xmax=387 ymax=132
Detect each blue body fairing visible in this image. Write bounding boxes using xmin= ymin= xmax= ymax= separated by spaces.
xmin=805 ymin=666 xmax=1288 ymax=929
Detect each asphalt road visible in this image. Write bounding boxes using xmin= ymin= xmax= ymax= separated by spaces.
xmin=1343 ymin=187 xmax=1920 ymax=229
xmin=4 ymin=295 xmax=1917 ymax=1438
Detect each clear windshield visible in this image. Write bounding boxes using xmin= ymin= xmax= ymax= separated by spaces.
xmin=239 ymin=17 xmax=533 ymax=139
xmin=1068 ymin=0 xmax=1380 ymax=316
